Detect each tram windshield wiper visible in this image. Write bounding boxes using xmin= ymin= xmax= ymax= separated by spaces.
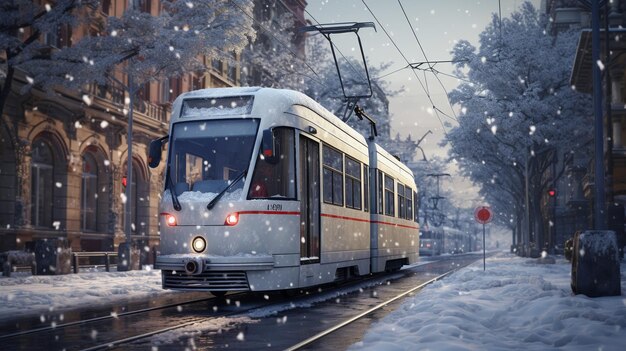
xmin=166 ymin=171 xmax=181 ymax=211
xmin=207 ymin=170 xmax=247 ymax=210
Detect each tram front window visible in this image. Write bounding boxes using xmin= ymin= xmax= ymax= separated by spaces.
xmin=167 ymin=119 xmax=259 ymax=197
xmin=248 ymin=128 xmax=296 ymax=199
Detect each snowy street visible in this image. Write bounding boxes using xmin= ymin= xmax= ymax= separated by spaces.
xmin=1 ymin=252 xmax=624 ymax=350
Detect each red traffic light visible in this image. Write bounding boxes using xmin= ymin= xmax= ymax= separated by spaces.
xmin=548 ymin=189 xmax=556 ymax=197
xmin=122 ymin=176 xmax=127 ymax=187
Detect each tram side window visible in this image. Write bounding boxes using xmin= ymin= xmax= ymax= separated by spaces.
xmin=345 ymin=156 xmax=361 ymax=210
xmin=384 ymin=174 xmax=394 ymax=216
xmin=397 ymin=183 xmax=406 ymax=219
xmin=322 ymin=145 xmax=344 ymax=206
xmin=414 ymin=190 xmax=419 ymax=222
xmin=377 ymin=170 xmax=383 ymax=215
xmin=363 ymin=165 xmax=369 ymax=212
xmin=406 ymin=187 xmax=413 ymax=220
xmin=248 ymin=128 xmax=296 ymax=199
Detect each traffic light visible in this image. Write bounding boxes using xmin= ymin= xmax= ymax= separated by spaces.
xmin=122 ymin=176 xmax=127 ymax=188
xmin=548 ymin=189 xmax=556 ymax=197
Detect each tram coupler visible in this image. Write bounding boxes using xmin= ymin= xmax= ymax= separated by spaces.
xmin=184 ymin=258 xmax=204 ymax=275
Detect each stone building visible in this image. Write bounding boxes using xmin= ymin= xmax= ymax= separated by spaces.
xmin=549 ymin=0 xmax=626 ymax=251
xmin=0 ymin=0 xmax=307 ymax=263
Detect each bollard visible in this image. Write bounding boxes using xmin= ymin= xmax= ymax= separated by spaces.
xmin=571 ymin=230 xmax=622 ymax=297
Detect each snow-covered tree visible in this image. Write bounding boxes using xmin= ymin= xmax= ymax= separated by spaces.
xmin=20 ymin=0 xmax=255 ymax=93
xmin=445 ymin=2 xmax=593 ymax=250
xmin=0 ymin=0 xmax=99 ymax=121
xmin=240 ymin=11 xmax=304 ymax=89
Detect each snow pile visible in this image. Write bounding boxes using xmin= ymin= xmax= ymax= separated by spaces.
xmin=579 ymin=231 xmax=620 ymax=261
xmin=350 ymin=253 xmax=626 ymax=351
xmin=0 ymin=268 xmax=165 ymax=321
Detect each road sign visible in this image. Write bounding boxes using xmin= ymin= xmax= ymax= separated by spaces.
xmin=474 ymin=206 xmax=492 ymax=224
xmin=474 ymin=205 xmax=492 ymax=271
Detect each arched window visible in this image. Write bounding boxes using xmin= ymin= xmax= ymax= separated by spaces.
xmin=31 ymin=139 xmax=54 ymax=228
xmin=81 ymin=153 xmax=98 ymax=231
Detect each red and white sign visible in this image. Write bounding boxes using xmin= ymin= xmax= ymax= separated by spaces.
xmin=474 ymin=206 xmax=493 ymax=224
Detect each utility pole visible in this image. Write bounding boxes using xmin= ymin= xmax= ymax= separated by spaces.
xmin=591 ymin=0 xmax=607 ymax=229
xmin=427 ymin=173 xmax=451 ymax=249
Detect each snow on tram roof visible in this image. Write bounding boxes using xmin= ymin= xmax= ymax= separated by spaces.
xmin=171 ymin=87 xmax=368 ymax=144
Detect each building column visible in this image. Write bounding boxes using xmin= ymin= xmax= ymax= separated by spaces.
xmin=66 ymin=151 xmax=82 ymax=251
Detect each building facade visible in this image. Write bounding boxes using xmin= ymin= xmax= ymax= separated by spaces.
xmin=0 ymin=0 xmax=307 ymax=262
xmin=550 ymin=0 xmax=626 ymax=251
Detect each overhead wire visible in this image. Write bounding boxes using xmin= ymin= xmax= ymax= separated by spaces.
xmin=361 ymin=0 xmax=452 ymax=135
xmin=397 ymin=0 xmax=458 ymax=122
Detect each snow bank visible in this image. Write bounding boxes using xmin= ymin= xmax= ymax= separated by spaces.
xmin=349 ymin=253 xmax=626 ymax=351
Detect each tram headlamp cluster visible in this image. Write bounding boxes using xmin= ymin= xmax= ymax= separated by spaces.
xmin=192 ymin=236 xmax=206 ymax=253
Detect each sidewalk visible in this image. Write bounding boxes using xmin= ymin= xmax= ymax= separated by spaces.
xmin=348 ymin=252 xmax=626 ymax=351
xmin=0 ymin=267 xmax=204 ymax=325
xmin=1 ymin=253 xmax=625 ymax=350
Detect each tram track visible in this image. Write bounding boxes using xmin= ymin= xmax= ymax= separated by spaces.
xmin=284 ymin=253 xmax=488 ymax=351
xmin=0 ymin=296 xmax=218 ymax=340
xmin=284 ymin=270 xmax=453 ymax=351
xmin=0 ymin=292 xmax=251 ymax=351
xmin=2 ymin=254 xmax=484 ymax=350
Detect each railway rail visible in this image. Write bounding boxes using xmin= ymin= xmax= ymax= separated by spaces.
xmin=2 ymin=254 xmax=484 ymax=350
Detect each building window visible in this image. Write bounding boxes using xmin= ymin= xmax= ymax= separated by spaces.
xmin=101 ymin=0 xmax=111 ymax=14
xmin=138 ymin=0 xmax=151 ymax=13
xmin=322 ymin=145 xmax=343 ymax=206
xmin=384 ymin=174 xmax=394 ymax=216
xmin=191 ymin=74 xmax=204 ymax=90
xmin=81 ymin=153 xmax=98 ymax=231
xmin=31 ymin=139 xmax=54 ymax=228
xmin=345 ymin=156 xmax=361 ymax=210
xmin=212 ymin=58 xmax=222 ymax=73
xmin=44 ymin=24 xmax=72 ymax=48
xmin=160 ymin=77 xmax=181 ymax=103
xmin=227 ymin=52 xmax=238 ymax=83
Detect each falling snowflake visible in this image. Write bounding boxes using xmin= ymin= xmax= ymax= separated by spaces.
xmin=82 ymin=95 xmax=92 ymax=106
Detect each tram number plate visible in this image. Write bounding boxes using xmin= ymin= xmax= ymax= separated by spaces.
xmin=267 ymin=203 xmax=283 ymax=211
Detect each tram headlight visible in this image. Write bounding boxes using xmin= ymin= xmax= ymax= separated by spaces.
xmin=225 ymin=213 xmax=239 ymax=226
xmin=192 ymin=236 xmax=206 ymax=253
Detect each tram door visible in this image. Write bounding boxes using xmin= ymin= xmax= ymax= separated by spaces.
xmin=299 ymin=136 xmax=320 ymax=263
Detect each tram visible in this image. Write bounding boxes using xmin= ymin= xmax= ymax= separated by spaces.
xmin=149 ymin=87 xmax=419 ymax=295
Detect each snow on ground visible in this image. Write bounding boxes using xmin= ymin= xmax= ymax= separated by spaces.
xmin=1 ymin=253 xmax=625 ymax=350
xmin=0 ymin=267 xmax=168 ymax=321
xmin=349 ymin=253 xmax=626 ymax=351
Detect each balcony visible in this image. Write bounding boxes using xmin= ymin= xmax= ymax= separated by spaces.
xmin=88 ymin=84 xmax=169 ymax=125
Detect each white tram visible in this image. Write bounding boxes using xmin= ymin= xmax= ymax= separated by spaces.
xmin=149 ymin=87 xmax=419 ymax=295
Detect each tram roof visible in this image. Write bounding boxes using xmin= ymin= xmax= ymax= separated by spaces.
xmin=171 ymin=87 xmax=368 ymax=143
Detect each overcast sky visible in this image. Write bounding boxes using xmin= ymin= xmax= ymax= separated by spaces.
xmin=306 ymin=0 xmax=543 ymax=204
